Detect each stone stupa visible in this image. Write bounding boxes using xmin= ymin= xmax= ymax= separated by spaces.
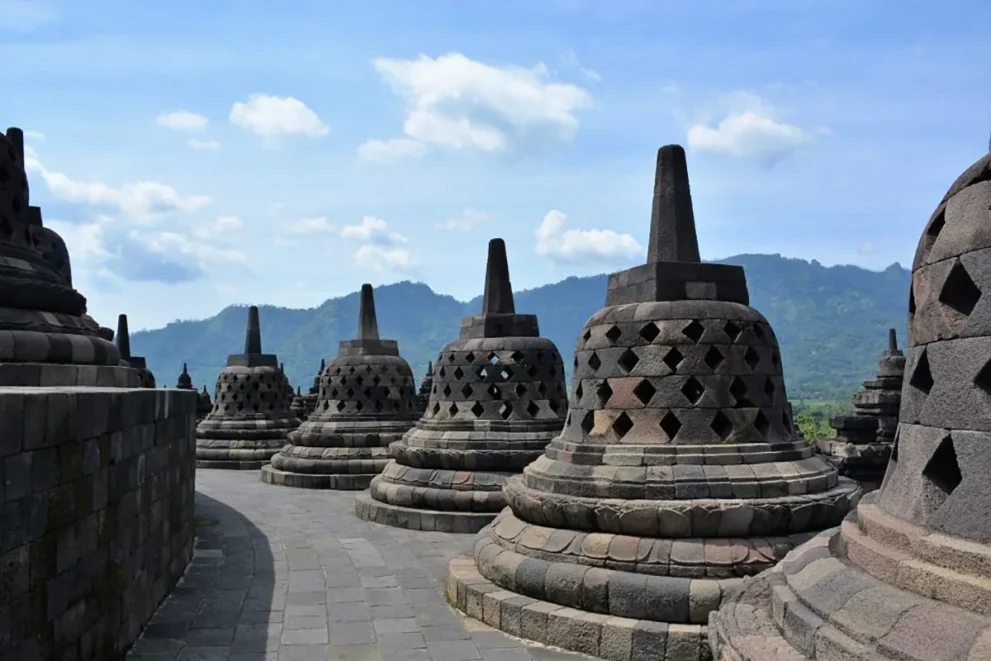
xmin=197 ymin=385 xmax=213 ymax=421
xmin=289 ymin=386 xmax=308 ymax=422
xmin=447 ymin=145 xmax=860 ymax=660
xmin=821 ymin=328 xmax=905 ymax=490
xmin=416 ymin=360 xmax=434 ymax=413
xmin=195 ymin=306 xmax=299 ymax=469
xmin=262 ymin=284 xmax=420 ymax=489
xmin=116 ymin=314 xmax=156 ymax=388
xmin=0 ymin=127 xmax=137 ymax=387
xmin=356 ymin=239 xmax=569 ymax=532
xmin=710 ymin=151 xmax=991 ymax=661
xmin=303 ymin=358 xmax=325 ymax=418
xmin=176 ymin=362 xmax=194 ymax=390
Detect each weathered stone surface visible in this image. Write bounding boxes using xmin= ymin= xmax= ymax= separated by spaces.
xmin=357 ymin=238 xmax=568 ymax=532
xmin=820 ymin=328 xmax=904 ymax=490
xmin=115 ymin=314 xmax=156 ymax=388
xmin=450 ymin=145 xmax=859 ymax=653
xmin=195 ymin=306 xmax=299 ymax=470
xmin=416 ymin=360 xmax=434 ymax=414
xmin=262 ymin=284 xmax=419 ymax=490
xmin=710 ymin=150 xmax=991 ymax=660
xmin=196 ymin=384 xmax=212 ymax=421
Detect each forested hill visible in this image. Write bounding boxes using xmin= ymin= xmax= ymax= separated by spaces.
xmin=131 ymin=254 xmax=911 ymax=401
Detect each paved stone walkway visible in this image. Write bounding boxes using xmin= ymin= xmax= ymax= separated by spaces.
xmin=127 ymin=470 xmax=595 ymax=661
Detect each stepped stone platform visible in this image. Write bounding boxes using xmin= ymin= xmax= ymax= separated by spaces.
xmin=820 ymin=329 xmax=905 ymax=491
xmin=262 ymin=283 xmax=420 ymax=490
xmin=448 ymin=145 xmax=860 ymax=660
xmin=0 ymin=125 xmax=198 ymax=661
xmin=357 ymin=239 xmax=569 ymax=533
xmin=195 ymin=306 xmax=299 ymax=470
xmin=709 ymin=150 xmax=991 ymax=659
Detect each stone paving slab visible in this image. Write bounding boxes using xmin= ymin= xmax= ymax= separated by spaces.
xmin=126 ymin=470 xmax=596 ymax=661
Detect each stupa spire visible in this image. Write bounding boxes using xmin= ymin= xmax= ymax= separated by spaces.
xmin=5 ymin=127 xmax=23 ymax=161
xmin=244 ymin=306 xmax=262 ymax=354
xmin=358 ymin=283 xmax=380 ymax=341
xmin=647 ymin=144 xmax=701 ymax=264
xmin=116 ymin=314 xmax=131 ymax=360
xmin=887 ymin=327 xmax=901 ymax=355
xmin=482 ymin=238 xmax=516 ymax=314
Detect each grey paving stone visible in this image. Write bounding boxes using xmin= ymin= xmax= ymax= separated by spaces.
xmin=127 ymin=471 xmax=597 ymax=661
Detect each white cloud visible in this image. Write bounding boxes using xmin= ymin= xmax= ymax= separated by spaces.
xmin=188 ymin=138 xmax=220 ymax=150
xmin=23 ymin=130 xmax=45 ymax=141
xmin=340 ymin=216 xmax=408 ymax=245
xmin=436 ymin=207 xmax=492 ymax=231
xmin=357 ymin=138 xmax=428 ymax=164
xmin=24 ymin=145 xmax=210 ymax=224
xmin=536 ymin=210 xmax=642 ymax=263
xmin=360 ymin=52 xmax=593 ymax=161
xmin=229 ymin=93 xmax=329 ymax=140
xmin=287 ymin=217 xmax=334 ymax=234
xmin=354 ymin=244 xmax=417 ymax=272
xmin=156 ymin=110 xmax=209 ymax=132
xmin=857 ymin=241 xmax=877 ymax=256
xmin=193 ymin=215 xmax=243 ymax=241
xmin=687 ymin=93 xmax=816 ymax=162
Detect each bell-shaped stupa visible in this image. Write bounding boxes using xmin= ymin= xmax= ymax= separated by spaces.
xmin=710 ymin=150 xmax=991 ymax=661
xmin=176 ymin=362 xmax=194 ymax=390
xmin=262 ymin=284 xmax=419 ymax=489
xmin=302 ymin=358 xmax=325 ymax=418
xmin=116 ymin=314 xmax=156 ymax=388
xmin=356 ymin=239 xmax=569 ymax=532
xmin=415 ymin=360 xmax=434 ymax=413
xmin=288 ymin=386 xmax=307 ymax=422
xmin=196 ymin=385 xmax=213 ymax=421
xmin=195 ymin=306 xmax=299 ymax=469
xmin=821 ymin=328 xmax=905 ymax=490
xmin=448 ymin=146 xmax=860 ymax=659
xmin=0 ymin=127 xmax=136 ymax=387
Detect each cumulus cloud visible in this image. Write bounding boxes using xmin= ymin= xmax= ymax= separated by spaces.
xmin=25 ymin=149 xmax=243 ymax=286
xmin=436 ymin=207 xmax=492 ymax=231
xmin=536 ymin=210 xmax=642 ymax=264
xmin=230 ymin=93 xmax=329 ymax=141
xmin=156 ymin=110 xmax=209 ymax=132
xmin=287 ymin=217 xmax=334 ymax=234
xmin=687 ymin=93 xmax=818 ymax=163
xmin=188 ymin=138 xmax=219 ymax=150
xmin=358 ymin=53 xmax=592 ymax=162
xmin=338 ymin=216 xmax=416 ymax=272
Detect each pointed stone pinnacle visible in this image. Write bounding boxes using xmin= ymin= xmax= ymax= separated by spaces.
xmin=482 ymin=238 xmax=516 ymax=315
xmin=886 ymin=328 xmax=903 ymax=356
xmin=358 ymin=283 xmax=380 ymax=341
xmin=297 ymin=386 xmax=301 ymax=395
xmin=320 ymin=358 xmax=326 ymax=370
xmin=647 ymin=145 xmax=701 ymax=264
xmin=182 ymin=362 xmax=189 ymax=375
xmin=427 ymin=360 xmax=433 ymax=375
xmin=116 ymin=314 xmax=131 ymax=360
xmin=5 ymin=127 xmax=24 ymax=161
xmin=202 ymin=385 xmax=208 ymax=394
xmin=244 ymin=306 xmax=262 ymax=354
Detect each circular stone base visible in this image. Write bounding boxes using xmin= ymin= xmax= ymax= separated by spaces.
xmin=354 ymin=493 xmax=496 ymax=533
xmin=447 ymin=557 xmax=709 ymax=661
xmin=196 ymin=459 xmax=268 ymax=470
xmin=260 ymin=465 xmax=374 ymax=490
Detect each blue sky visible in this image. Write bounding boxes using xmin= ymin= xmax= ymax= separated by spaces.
xmin=3 ymin=0 xmax=988 ymax=331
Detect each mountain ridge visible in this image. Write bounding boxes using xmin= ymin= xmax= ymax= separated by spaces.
xmin=131 ymin=254 xmax=911 ymax=401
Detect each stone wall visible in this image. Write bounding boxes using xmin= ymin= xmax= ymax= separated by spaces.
xmin=0 ymin=386 xmax=198 ymax=661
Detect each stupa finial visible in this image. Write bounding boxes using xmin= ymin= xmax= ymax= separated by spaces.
xmin=244 ymin=306 xmax=262 ymax=354
xmin=116 ymin=314 xmax=131 ymax=360
xmin=358 ymin=283 xmax=380 ymax=341
xmin=426 ymin=360 xmax=433 ymax=375
xmin=5 ymin=127 xmax=24 ymax=161
xmin=888 ymin=328 xmax=899 ymax=353
xmin=482 ymin=238 xmax=515 ymax=314
xmin=647 ymin=145 xmax=701 ymax=264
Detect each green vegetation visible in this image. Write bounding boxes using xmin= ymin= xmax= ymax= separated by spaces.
xmin=131 ymin=253 xmax=909 ymax=403
xmin=792 ymin=399 xmax=852 ymax=441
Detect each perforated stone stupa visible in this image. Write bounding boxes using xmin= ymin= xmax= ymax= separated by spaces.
xmin=0 ymin=127 xmax=136 ymax=387
xmin=710 ymin=151 xmax=991 ymax=661
xmin=197 ymin=385 xmax=213 ymax=421
xmin=821 ymin=328 xmax=904 ymax=490
xmin=356 ymin=239 xmax=568 ymax=532
xmin=195 ymin=306 xmax=299 ymax=469
xmin=447 ymin=146 xmax=860 ymax=661
xmin=262 ymin=284 xmax=420 ymax=489
xmin=289 ymin=386 xmax=308 ymax=421
xmin=176 ymin=362 xmax=194 ymax=390
xmin=416 ymin=360 xmax=434 ymax=413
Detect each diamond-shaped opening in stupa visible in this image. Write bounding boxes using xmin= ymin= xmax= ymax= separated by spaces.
xmin=923 ymin=435 xmax=962 ymax=496
xmin=681 ymin=377 xmax=705 ymax=405
xmin=910 ymin=348 xmax=934 ymax=395
xmin=617 ymin=349 xmax=640 ymax=374
xmin=639 ymin=323 xmax=660 ymax=343
xmin=939 ymin=260 xmax=982 ymax=317
xmin=663 ymin=347 xmax=684 ymax=372
xmin=704 ymin=346 xmax=724 ymax=371
xmin=710 ymin=411 xmax=732 ymax=441
xmin=612 ymin=412 xmax=634 ymax=438
xmin=500 ymin=403 xmax=514 ymax=420
xmin=596 ymin=380 xmax=613 ymax=406
xmin=605 ymin=325 xmax=622 ymax=344
xmin=682 ymin=320 xmax=704 ymax=343
xmin=659 ymin=411 xmax=682 ymax=440
xmin=633 ymin=379 xmax=657 ymax=406
xmin=471 ymin=401 xmax=485 ymax=417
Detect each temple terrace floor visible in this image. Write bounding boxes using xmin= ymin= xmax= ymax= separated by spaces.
xmin=125 ymin=469 xmax=595 ymax=661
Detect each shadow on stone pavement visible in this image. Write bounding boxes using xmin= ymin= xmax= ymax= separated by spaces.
xmin=125 ymin=470 xmax=594 ymax=661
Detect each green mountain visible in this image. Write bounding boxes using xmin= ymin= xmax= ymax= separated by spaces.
xmin=131 ymin=254 xmax=911 ymax=401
